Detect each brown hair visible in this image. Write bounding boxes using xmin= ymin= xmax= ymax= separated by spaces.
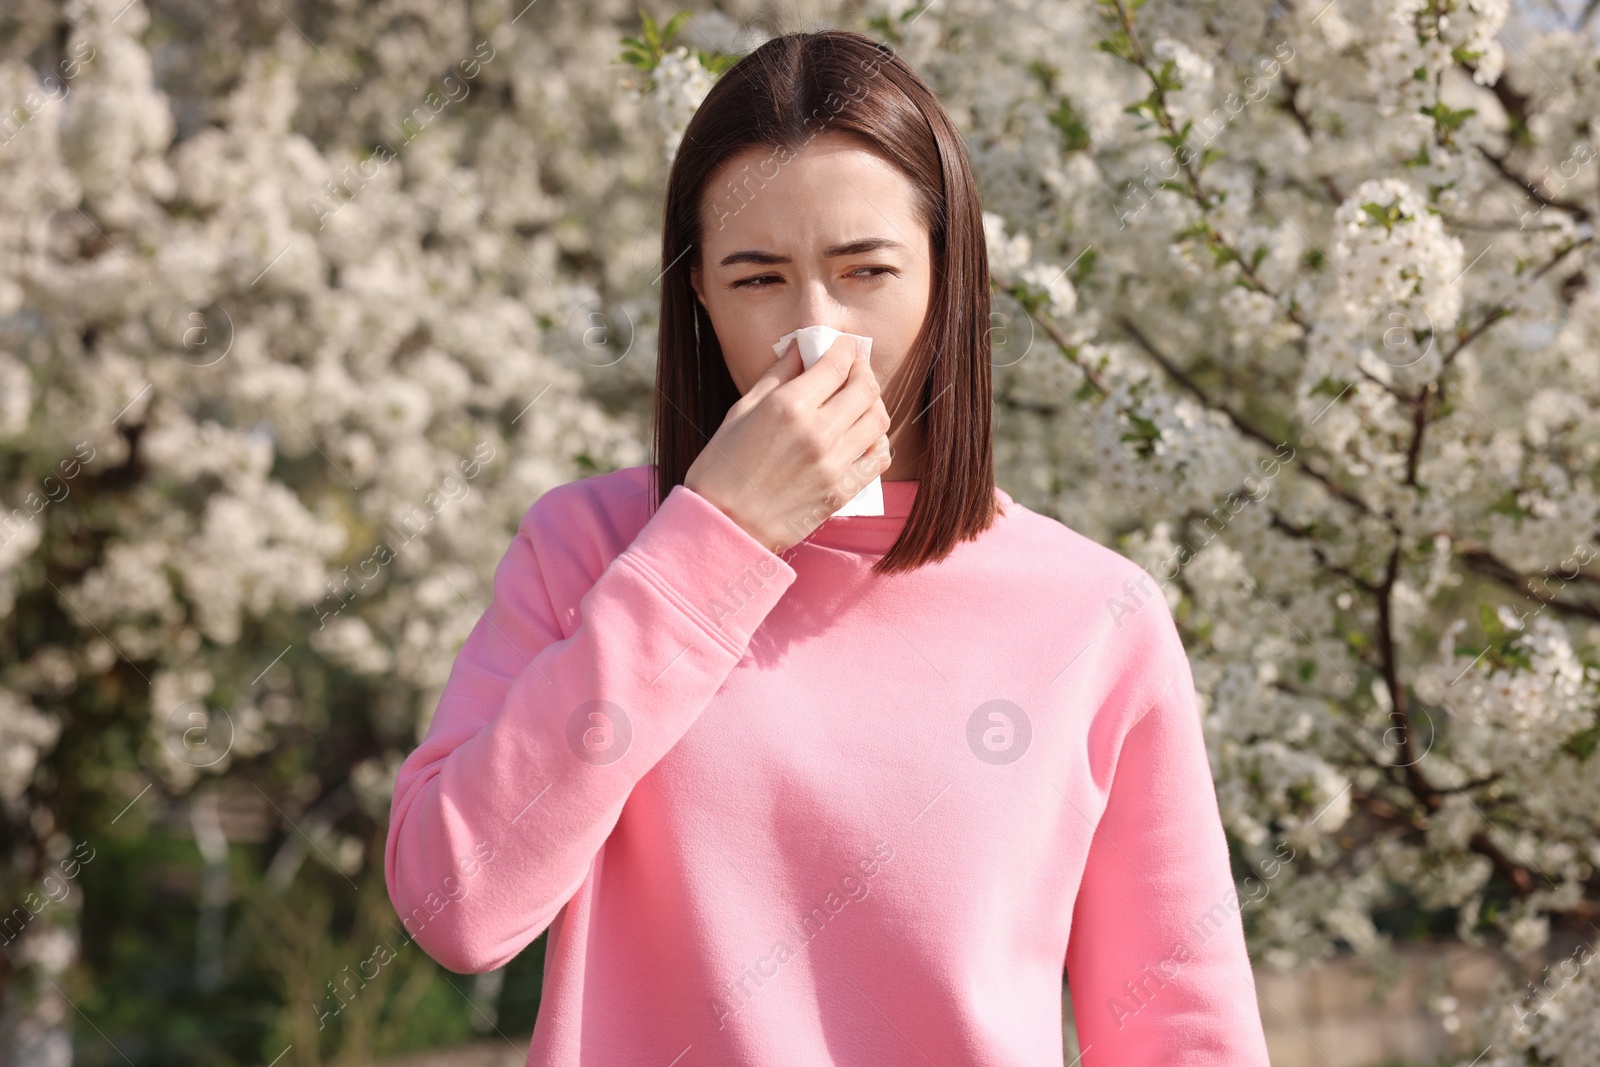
xmin=650 ymin=28 xmax=997 ymax=575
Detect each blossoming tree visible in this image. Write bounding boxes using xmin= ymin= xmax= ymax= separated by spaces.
xmin=0 ymin=0 xmax=658 ymax=1059
xmin=2 ymin=0 xmax=1598 ymax=1062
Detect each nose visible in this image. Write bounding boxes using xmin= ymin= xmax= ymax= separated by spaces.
xmin=794 ymin=275 xmax=849 ymax=332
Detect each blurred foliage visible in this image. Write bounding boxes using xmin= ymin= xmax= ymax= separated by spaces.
xmin=63 ymin=823 xmax=549 ymax=1065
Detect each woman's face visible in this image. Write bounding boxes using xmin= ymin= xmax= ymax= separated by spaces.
xmin=689 ymin=131 xmax=933 ymax=475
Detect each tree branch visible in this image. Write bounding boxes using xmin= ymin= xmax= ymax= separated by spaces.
xmin=1439 ymin=234 xmax=1594 ymax=371
xmin=1115 ymin=314 xmax=1380 ymax=518
xmin=1458 ymin=545 xmax=1600 ymax=622
xmin=1475 ymin=144 xmax=1593 ymax=222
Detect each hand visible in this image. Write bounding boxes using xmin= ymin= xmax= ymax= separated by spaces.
xmin=684 ymin=334 xmax=892 ymax=554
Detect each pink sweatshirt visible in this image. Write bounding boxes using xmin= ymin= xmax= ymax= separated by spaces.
xmin=384 ymin=463 xmax=1271 ymax=1065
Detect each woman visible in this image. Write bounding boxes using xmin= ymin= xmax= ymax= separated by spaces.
xmin=384 ymin=28 xmax=1272 ymax=1066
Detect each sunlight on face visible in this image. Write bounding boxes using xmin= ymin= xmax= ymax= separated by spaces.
xmin=689 ymin=131 xmax=934 ymax=419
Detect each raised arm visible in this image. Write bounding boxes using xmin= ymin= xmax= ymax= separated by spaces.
xmin=384 ymin=481 xmax=796 ymax=973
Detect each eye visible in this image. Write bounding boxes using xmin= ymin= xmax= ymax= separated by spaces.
xmin=729 ymin=266 xmax=900 ymax=291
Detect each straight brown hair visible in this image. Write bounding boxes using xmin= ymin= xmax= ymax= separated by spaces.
xmin=649 ymin=28 xmax=998 ymax=575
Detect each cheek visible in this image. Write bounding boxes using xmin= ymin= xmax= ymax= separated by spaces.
xmin=707 ymin=306 xmax=779 ymax=393
xmin=870 ymin=272 xmax=932 ymax=376
xmin=727 ymin=350 xmax=771 ymax=394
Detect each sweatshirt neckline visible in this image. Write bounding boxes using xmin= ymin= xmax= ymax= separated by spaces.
xmin=797 ymin=480 xmax=1012 ymax=555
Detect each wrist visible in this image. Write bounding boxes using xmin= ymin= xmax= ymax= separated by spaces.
xmin=683 ymin=477 xmax=781 ymax=555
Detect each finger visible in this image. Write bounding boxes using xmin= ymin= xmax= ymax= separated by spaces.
xmin=782 ymin=335 xmax=858 ymax=409
xmin=832 ymin=399 xmax=891 ymax=483
xmin=816 ymin=348 xmax=882 ymax=432
xmin=852 ymin=432 xmax=891 ymax=469
xmin=745 ymin=343 xmax=805 ymax=405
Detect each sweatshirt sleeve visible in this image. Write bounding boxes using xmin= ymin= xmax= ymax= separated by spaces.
xmin=1064 ymin=631 xmax=1271 ymax=1065
xmin=384 ymin=481 xmax=797 ymax=974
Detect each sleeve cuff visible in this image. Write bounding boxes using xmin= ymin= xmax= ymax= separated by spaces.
xmin=617 ymin=483 xmax=797 ymax=657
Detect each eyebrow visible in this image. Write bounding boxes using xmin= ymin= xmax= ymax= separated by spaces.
xmin=717 ymin=237 xmax=907 ymax=268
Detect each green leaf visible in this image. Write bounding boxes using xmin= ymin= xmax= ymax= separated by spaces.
xmin=863 ymin=12 xmax=895 ymax=36
xmin=1070 ymin=246 xmax=1097 ymax=280
xmin=698 ymin=50 xmax=740 ymax=76
xmin=1310 ymin=374 xmax=1351 ymax=398
xmin=1474 ymin=602 xmax=1535 ymax=671
xmin=1477 ymin=602 xmax=1501 ymax=638
xmin=1010 ymin=280 xmax=1049 ymax=315
xmin=1124 ymin=93 xmax=1162 ymax=124
xmin=618 ymin=36 xmax=653 ymax=71
xmin=1486 ymin=488 xmax=1526 ymax=519
xmin=1560 ymin=722 xmax=1600 ymax=761
xmin=1503 ymin=111 xmax=1534 ymax=149
xmin=1360 ymin=200 xmax=1405 ymax=232
xmin=1152 ymin=57 xmax=1182 ymax=93
xmin=1048 ymin=96 xmax=1092 ymax=152
xmin=662 ymin=9 xmax=692 ymax=43
xmin=1119 ymin=409 xmax=1162 ymax=458
xmin=617 ymin=9 xmax=694 ymax=73
xmin=1419 ymin=101 xmax=1477 ymax=132
xmin=1095 ymin=30 xmax=1136 ymax=62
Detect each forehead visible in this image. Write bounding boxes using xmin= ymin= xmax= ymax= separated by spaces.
xmin=697 ymin=132 xmax=925 ymax=254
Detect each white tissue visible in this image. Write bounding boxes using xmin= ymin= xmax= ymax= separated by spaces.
xmin=769 ymin=324 xmax=884 ymax=517
xmin=770 ymin=324 xmax=873 ymax=368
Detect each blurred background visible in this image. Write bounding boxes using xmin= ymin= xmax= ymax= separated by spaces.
xmin=1 ymin=0 xmax=1598 ymax=1064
